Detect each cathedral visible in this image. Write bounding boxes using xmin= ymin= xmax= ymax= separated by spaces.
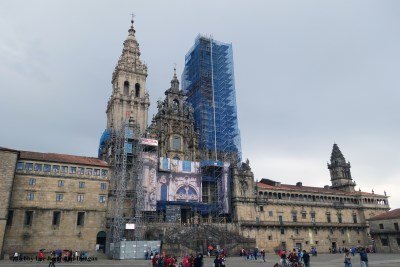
xmin=0 ymin=19 xmax=391 ymax=259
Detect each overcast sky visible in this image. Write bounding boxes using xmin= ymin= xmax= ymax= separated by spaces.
xmin=1 ymin=0 xmax=399 ymax=208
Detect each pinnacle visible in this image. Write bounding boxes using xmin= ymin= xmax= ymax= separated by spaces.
xmin=330 ymin=143 xmax=346 ymax=163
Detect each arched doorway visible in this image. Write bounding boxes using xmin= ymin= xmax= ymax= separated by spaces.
xmin=96 ymin=231 xmax=106 ymax=253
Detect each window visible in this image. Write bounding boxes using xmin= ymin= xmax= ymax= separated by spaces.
xmin=352 ymin=214 xmax=357 ymax=223
xmin=326 ymin=213 xmax=331 ymax=223
xmin=294 ymin=228 xmax=299 ymax=235
xmin=52 ymin=165 xmax=60 ymax=173
xmin=25 ymin=163 xmax=33 ymax=171
xmin=58 ymin=180 xmax=64 ymax=187
xmin=6 ymin=210 xmax=14 ymax=226
xmin=52 ymin=211 xmax=61 ymax=226
xmin=101 ymin=169 xmax=108 ymax=177
xmin=99 ymin=195 xmax=106 ymax=203
xmin=172 ymin=99 xmax=179 ymax=112
xmin=94 ymin=169 xmax=100 ymax=176
xmin=280 ymin=228 xmax=285 ymax=234
xmin=292 ymin=212 xmax=297 ymax=222
xmin=77 ymin=212 xmax=85 ymax=226
xmin=24 ymin=211 xmax=33 ymax=226
xmin=342 ymin=240 xmax=346 ymax=244
xmin=269 ymin=211 xmax=273 ymax=217
xmin=259 ymin=206 xmax=264 ymax=212
xmin=381 ymin=237 xmax=389 ymax=246
xmin=78 ymin=167 xmax=85 ymax=175
xmin=79 ymin=181 xmax=85 ymax=188
xmin=77 ymin=194 xmax=84 ymax=203
xmin=394 ymin=223 xmax=399 ymax=231
xmin=135 ymin=83 xmax=140 ymax=97
xmin=314 ymin=228 xmax=318 ymax=235
xmin=56 ymin=194 xmax=63 ymax=202
xmin=17 ymin=162 xmax=24 ymax=170
xmin=379 ymin=224 xmax=384 ymax=230
xmin=61 ymin=166 xmax=68 ymax=173
xmin=43 ymin=164 xmax=51 ymax=172
xmin=124 ymin=81 xmax=129 ymax=96
xmin=310 ymin=212 xmax=315 ymax=222
xmin=70 ymin=167 xmax=76 ymax=174
xmin=86 ymin=168 xmax=92 ymax=175
xmin=330 ymin=228 xmax=334 ymax=234
xmin=315 ymin=241 xmax=319 ymax=245
xmin=28 ymin=178 xmax=36 ymax=186
xmin=302 ymin=212 xmax=307 ymax=219
xmin=100 ymin=183 xmax=107 ymax=190
xmin=34 ymin=164 xmax=43 ymax=171
xmin=182 ymin=161 xmax=191 ymax=172
xmin=268 ymin=235 xmax=272 ymax=241
xmin=278 ymin=215 xmax=283 ymax=225
xmin=397 ymin=238 xmax=400 ymax=246
xmin=26 ymin=192 xmax=35 ymax=201
xmin=172 ymin=135 xmax=181 ymax=150
xmin=338 ymin=214 xmax=342 ymax=223
xmin=341 ymin=228 xmax=345 ymax=234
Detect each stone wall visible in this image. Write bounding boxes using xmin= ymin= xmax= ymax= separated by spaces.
xmin=369 ymin=218 xmax=400 ymax=253
xmin=0 ymin=149 xmax=18 ymax=259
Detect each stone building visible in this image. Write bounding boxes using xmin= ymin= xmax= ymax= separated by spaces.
xmin=231 ymin=144 xmax=390 ymax=253
xmin=0 ymin=147 xmax=110 ymax=258
xmin=368 ymin=208 xmax=400 ymax=253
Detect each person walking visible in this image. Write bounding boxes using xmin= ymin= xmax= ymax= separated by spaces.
xmin=261 ymin=249 xmax=266 ymax=262
xmin=359 ymin=248 xmax=369 ymax=267
xmin=302 ymin=250 xmax=310 ymax=267
xmin=48 ymin=251 xmax=56 ymax=267
xmin=344 ymin=249 xmax=352 ymax=267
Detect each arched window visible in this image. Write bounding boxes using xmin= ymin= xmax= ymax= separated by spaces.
xmin=124 ymin=81 xmax=130 ymax=95
xmin=135 ymin=83 xmax=140 ymax=97
xmin=173 ymin=155 xmax=180 ymax=160
xmin=161 ymin=184 xmax=168 ymax=201
xmin=172 ymin=99 xmax=179 ymax=112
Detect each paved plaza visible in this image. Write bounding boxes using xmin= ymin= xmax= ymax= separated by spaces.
xmin=1 ymin=254 xmax=400 ymax=267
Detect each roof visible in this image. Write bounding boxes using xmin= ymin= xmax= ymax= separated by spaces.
xmin=368 ymin=209 xmax=400 ymax=221
xmin=0 ymin=147 xmax=19 ymax=153
xmin=19 ymin=150 xmax=108 ymax=167
xmin=257 ymin=180 xmax=384 ymax=197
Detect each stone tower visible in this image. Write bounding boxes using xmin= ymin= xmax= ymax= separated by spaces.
xmin=106 ymin=19 xmax=150 ymax=133
xmin=328 ymin=144 xmax=356 ymax=192
xmin=147 ymin=69 xmax=199 ymax=161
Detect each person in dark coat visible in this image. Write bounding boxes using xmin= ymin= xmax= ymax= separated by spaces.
xmin=302 ymin=250 xmax=310 ymax=267
xmin=193 ymin=253 xmax=203 ymax=267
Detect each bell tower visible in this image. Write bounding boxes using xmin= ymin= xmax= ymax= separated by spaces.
xmin=106 ymin=18 xmax=150 ymax=133
xmin=328 ymin=144 xmax=356 ymax=192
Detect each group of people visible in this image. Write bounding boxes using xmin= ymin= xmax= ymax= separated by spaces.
xmin=344 ymin=247 xmax=369 ymax=267
xmin=150 ymin=252 xmax=204 ymax=267
xmin=11 ymin=250 xmax=95 ymax=264
xmin=239 ymin=247 xmax=266 ymax=262
xmin=276 ymin=248 xmax=311 ymax=267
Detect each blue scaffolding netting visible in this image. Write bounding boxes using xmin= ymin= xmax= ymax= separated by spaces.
xmin=98 ymin=128 xmax=111 ymax=158
xmin=182 ymin=35 xmax=242 ymax=159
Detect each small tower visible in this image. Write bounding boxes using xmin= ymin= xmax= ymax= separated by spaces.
xmin=106 ymin=18 xmax=150 ymax=133
xmin=328 ymin=144 xmax=356 ymax=192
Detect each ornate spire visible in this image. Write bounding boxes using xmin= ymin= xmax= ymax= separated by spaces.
xmin=170 ymin=67 xmax=180 ymax=92
xmin=330 ymin=143 xmax=346 ymax=164
xmin=128 ymin=13 xmax=136 ymax=37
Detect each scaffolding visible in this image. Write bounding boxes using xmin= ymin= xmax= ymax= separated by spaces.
xmin=182 ymin=35 xmax=242 ymax=220
xmin=105 ymin=116 xmax=145 ymax=247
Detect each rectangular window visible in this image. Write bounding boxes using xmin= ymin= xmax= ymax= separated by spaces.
xmin=302 ymin=212 xmax=307 ymax=219
xmin=85 ymin=168 xmax=92 ymax=175
xmin=6 ymin=210 xmax=14 ymax=226
xmin=330 ymin=228 xmax=334 ymax=234
xmin=327 ymin=214 xmax=331 ymax=223
xmin=26 ymin=192 xmax=35 ymax=201
xmin=25 ymin=163 xmax=33 ymax=171
xmin=52 ymin=165 xmax=60 ymax=173
xmin=70 ymin=167 xmax=76 ymax=174
xmin=172 ymin=135 xmax=181 ymax=150
xmin=182 ymin=161 xmax=191 ymax=172
xmin=99 ymin=195 xmax=106 ymax=203
xmin=52 ymin=211 xmax=61 ymax=226
xmin=100 ymin=183 xmax=107 ymax=190
xmin=77 ymin=194 xmax=84 ymax=203
xmin=311 ymin=212 xmax=315 ymax=222
xmin=77 ymin=212 xmax=85 ymax=226
xmin=56 ymin=194 xmax=63 ymax=202
xmin=24 ymin=211 xmax=33 ymax=226
xmin=78 ymin=167 xmax=85 ymax=175
xmin=259 ymin=206 xmax=264 ymax=212
xmin=79 ymin=181 xmax=85 ymax=188
xmin=397 ymin=238 xmax=400 ymax=246
xmin=352 ymin=214 xmax=357 ymax=223
xmin=278 ymin=215 xmax=283 ymax=225
xmin=101 ymin=169 xmax=108 ymax=177
xmin=280 ymin=228 xmax=285 ymax=234
xmin=34 ymin=164 xmax=43 ymax=171
xmin=269 ymin=211 xmax=273 ymax=217
xmin=268 ymin=235 xmax=272 ymax=241
xmin=379 ymin=224 xmax=384 ymax=229
xmin=341 ymin=228 xmax=345 ymax=234
xmin=17 ymin=162 xmax=24 ymax=170
xmin=292 ymin=212 xmax=297 ymax=222
xmin=61 ymin=166 xmax=68 ymax=173
xmin=58 ymin=180 xmax=64 ymax=187
xmin=314 ymin=228 xmax=318 ymax=235
xmin=162 ymin=158 xmax=169 ymax=170
xmin=43 ymin=164 xmax=51 ymax=172
xmin=28 ymin=178 xmax=36 ymax=186
xmin=394 ymin=223 xmax=399 ymax=231
xmin=338 ymin=214 xmax=342 ymax=223
xmin=94 ymin=169 xmax=100 ymax=176
xmin=381 ymin=237 xmax=389 ymax=246
xmin=294 ymin=228 xmax=299 ymax=235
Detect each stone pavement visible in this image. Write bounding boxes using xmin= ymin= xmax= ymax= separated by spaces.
xmin=1 ymin=253 xmax=400 ymax=266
